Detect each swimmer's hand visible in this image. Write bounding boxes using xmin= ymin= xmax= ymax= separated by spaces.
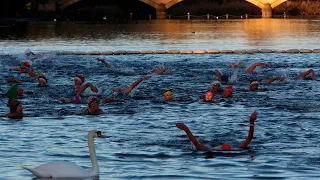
xmin=250 ymin=111 xmax=257 ymax=123
xmin=176 ymin=122 xmax=189 ymax=131
xmin=96 ymin=58 xmax=103 ymax=62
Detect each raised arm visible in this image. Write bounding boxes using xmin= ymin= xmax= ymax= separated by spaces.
xmin=75 ymin=82 xmax=98 ymax=94
xmin=238 ymin=111 xmax=257 ymax=148
xmin=246 ymin=62 xmax=270 ymax=73
xmin=96 ymin=58 xmax=111 ymax=68
xmin=295 ymin=69 xmax=316 ymax=80
xmin=176 ymin=122 xmax=210 ymax=151
xmin=123 ymin=75 xmax=152 ymax=94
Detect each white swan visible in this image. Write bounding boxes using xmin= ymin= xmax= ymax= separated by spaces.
xmin=23 ymin=130 xmax=105 ymax=178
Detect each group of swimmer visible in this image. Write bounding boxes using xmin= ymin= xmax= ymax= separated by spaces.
xmin=2 ymin=52 xmax=317 ymax=151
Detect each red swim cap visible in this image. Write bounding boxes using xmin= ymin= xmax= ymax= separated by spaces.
xmin=225 ymin=85 xmax=233 ymax=92
xmin=75 ymin=75 xmax=85 ymax=84
xmin=24 ymin=61 xmax=30 ymax=67
xmin=221 ymin=143 xmax=232 ymax=150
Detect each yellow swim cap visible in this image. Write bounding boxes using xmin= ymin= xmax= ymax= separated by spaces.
xmin=164 ymin=88 xmax=172 ymax=96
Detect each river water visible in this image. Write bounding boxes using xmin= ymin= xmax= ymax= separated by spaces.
xmin=0 ymin=19 xmax=320 ymax=180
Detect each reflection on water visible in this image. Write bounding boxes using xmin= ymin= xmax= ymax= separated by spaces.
xmin=0 ymin=19 xmax=320 ymax=53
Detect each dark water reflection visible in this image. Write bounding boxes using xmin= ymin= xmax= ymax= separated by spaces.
xmin=0 ymin=19 xmax=320 ymax=53
xmin=0 ymin=52 xmax=320 ymax=179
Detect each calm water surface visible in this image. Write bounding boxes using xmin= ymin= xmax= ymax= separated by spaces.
xmin=0 ymin=19 xmax=320 ymax=53
xmin=0 ymin=19 xmax=320 ymax=180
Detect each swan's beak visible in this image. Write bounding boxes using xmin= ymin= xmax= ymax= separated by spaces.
xmin=98 ymin=134 xmax=106 ymax=138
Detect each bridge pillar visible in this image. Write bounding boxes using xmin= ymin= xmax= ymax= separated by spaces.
xmin=156 ymin=4 xmax=167 ymax=19
xmin=262 ymin=3 xmax=272 ymax=18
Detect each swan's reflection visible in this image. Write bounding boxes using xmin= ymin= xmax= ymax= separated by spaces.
xmin=33 ymin=177 xmax=99 ymax=180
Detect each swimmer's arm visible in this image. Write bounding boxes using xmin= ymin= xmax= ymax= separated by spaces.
xmin=176 ymin=122 xmax=211 ymax=151
xmin=76 ymin=82 xmax=98 ymax=94
xmin=246 ymin=62 xmax=270 ymax=73
xmin=296 ymin=69 xmax=316 ymax=80
xmin=60 ymin=97 xmax=72 ymax=103
xmin=19 ymin=69 xmax=36 ymax=77
xmin=96 ymin=58 xmax=111 ymax=68
xmin=238 ymin=111 xmax=257 ymax=148
xmin=265 ymin=77 xmax=279 ymax=83
xmin=9 ymin=68 xmax=22 ymax=72
xmin=81 ymin=108 xmax=89 ymax=114
xmin=7 ymin=77 xmax=22 ymax=84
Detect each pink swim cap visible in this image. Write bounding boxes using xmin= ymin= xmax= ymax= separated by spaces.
xmin=221 ymin=144 xmax=232 ymax=150
xmin=73 ymin=94 xmax=81 ymax=103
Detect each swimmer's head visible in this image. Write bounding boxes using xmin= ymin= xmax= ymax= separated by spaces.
xmin=38 ymin=76 xmax=47 ymax=87
xmin=249 ymin=80 xmax=259 ymax=91
xmin=205 ymin=90 xmax=214 ymax=101
xmin=23 ymin=61 xmax=30 ymax=68
xmin=211 ymin=81 xmax=221 ymax=92
xmin=223 ymin=85 xmax=233 ymax=98
xmin=87 ymin=96 xmax=100 ymax=110
xmin=74 ymin=75 xmax=85 ymax=85
xmin=220 ymin=143 xmax=232 ymax=151
xmin=38 ymin=72 xmax=44 ymax=77
xmin=6 ymin=84 xmax=19 ymax=99
xmin=164 ymin=88 xmax=173 ymax=101
xmin=87 ymin=96 xmax=99 ymax=105
xmin=9 ymin=99 xmax=23 ymax=113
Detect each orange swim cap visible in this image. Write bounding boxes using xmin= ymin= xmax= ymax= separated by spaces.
xmin=221 ymin=143 xmax=232 ymax=150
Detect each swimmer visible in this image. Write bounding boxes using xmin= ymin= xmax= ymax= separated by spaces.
xmin=9 ymin=61 xmax=37 ymax=78
xmin=199 ymin=90 xmax=218 ymax=103
xmin=72 ymin=75 xmax=98 ymax=95
xmin=164 ymin=88 xmax=173 ymax=101
xmin=61 ymin=75 xmax=98 ymax=103
xmin=103 ymin=75 xmax=152 ymax=103
xmin=295 ymin=69 xmax=316 ymax=80
xmin=245 ymin=62 xmax=270 ymax=74
xmin=82 ymin=96 xmax=103 ymax=115
xmin=176 ymin=111 xmax=258 ymax=151
xmin=6 ymin=99 xmax=24 ymax=119
xmin=96 ymin=58 xmax=111 ymax=68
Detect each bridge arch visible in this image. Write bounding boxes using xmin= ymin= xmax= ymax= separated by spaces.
xmin=245 ymin=0 xmax=287 ymax=17
xmin=58 ymin=0 xmax=184 ymax=19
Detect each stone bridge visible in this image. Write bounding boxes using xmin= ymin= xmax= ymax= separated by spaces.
xmin=39 ymin=0 xmax=288 ymax=18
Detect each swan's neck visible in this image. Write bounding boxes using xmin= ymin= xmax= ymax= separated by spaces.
xmin=88 ymin=135 xmax=99 ymax=175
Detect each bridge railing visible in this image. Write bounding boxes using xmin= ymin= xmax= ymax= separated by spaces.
xmin=126 ymin=12 xmax=311 ymax=20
